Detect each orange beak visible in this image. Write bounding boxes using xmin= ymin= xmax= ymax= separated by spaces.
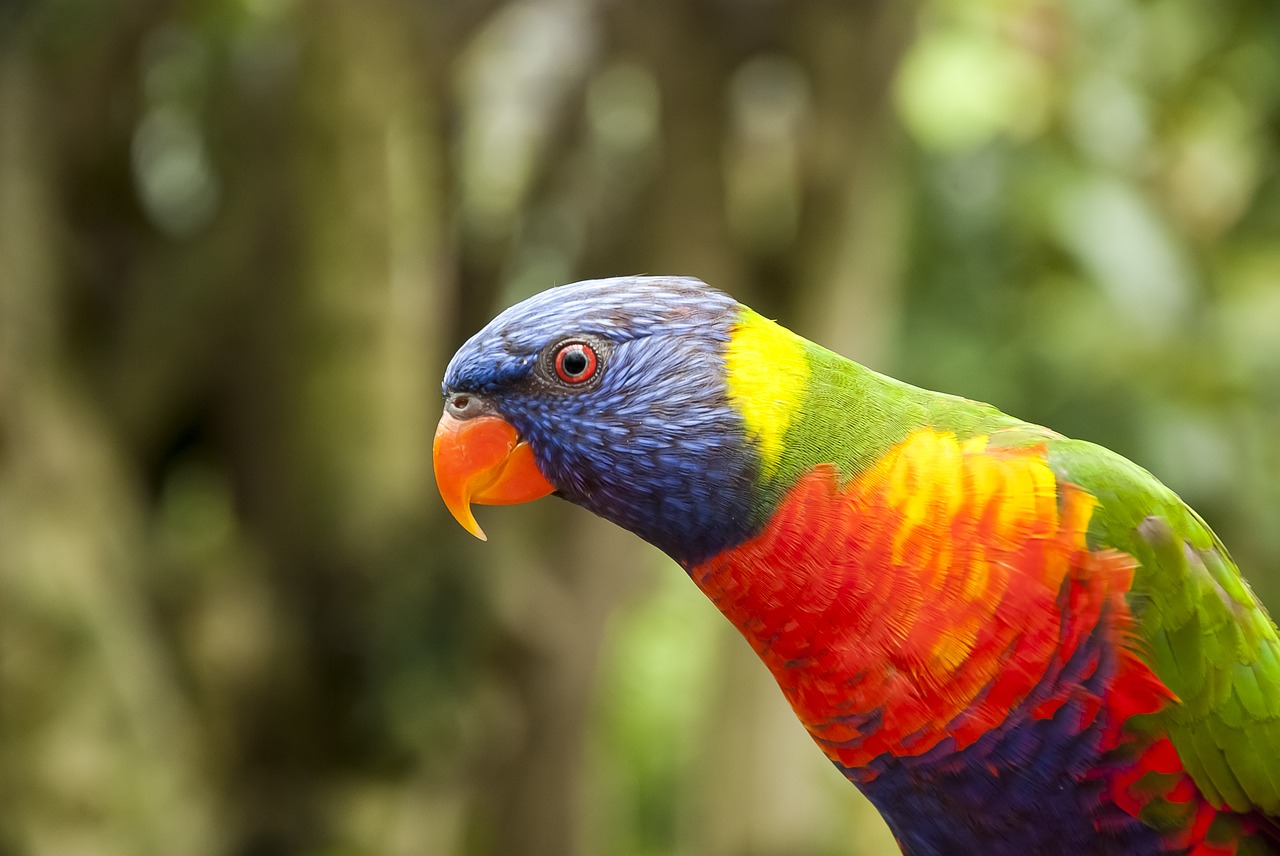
xmin=432 ymin=411 xmax=555 ymax=541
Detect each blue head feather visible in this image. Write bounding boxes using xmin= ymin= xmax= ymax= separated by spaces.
xmin=442 ymin=276 xmax=765 ymax=565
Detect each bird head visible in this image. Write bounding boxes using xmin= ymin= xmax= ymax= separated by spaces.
xmin=434 ymin=275 xmax=783 ymax=565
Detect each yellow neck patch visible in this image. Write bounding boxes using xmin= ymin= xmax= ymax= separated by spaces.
xmin=724 ymin=309 xmax=810 ymax=478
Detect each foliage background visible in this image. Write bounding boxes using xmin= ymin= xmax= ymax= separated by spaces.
xmin=1 ymin=1 xmax=1278 ymax=855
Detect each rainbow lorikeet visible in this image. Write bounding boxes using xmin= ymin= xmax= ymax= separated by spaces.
xmin=433 ymin=276 xmax=1280 ymax=855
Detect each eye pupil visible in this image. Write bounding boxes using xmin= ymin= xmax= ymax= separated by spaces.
xmin=554 ymin=342 xmax=598 ymax=384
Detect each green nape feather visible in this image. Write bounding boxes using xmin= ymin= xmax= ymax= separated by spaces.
xmin=726 ymin=308 xmax=1028 ymax=493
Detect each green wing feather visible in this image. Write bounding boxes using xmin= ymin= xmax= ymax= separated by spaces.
xmin=1044 ymin=436 xmax=1280 ymax=818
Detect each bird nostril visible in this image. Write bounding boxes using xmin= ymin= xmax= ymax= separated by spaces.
xmin=446 ymin=392 xmax=488 ymax=419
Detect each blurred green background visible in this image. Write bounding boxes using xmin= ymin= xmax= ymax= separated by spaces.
xmin=1 ymin=1 xmax=1278 ymax=855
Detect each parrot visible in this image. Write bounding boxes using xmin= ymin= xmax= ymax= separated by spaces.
xmin=432 ymin=275 xmax=1280 ymax=856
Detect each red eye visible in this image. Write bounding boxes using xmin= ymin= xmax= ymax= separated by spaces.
xmin=554 ymin=342 xmax=598 ymax=384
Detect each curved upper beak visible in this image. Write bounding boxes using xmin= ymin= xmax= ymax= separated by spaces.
xmin=432 ymin=411 xmax=555 ymax=541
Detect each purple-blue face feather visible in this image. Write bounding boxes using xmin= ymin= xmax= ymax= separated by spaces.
xmin=442 ymin=276 xmax=764 ymax=565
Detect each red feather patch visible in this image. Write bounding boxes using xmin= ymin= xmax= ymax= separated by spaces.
xmin=685 ymin=429 xmax=1276 ymax=853
xmin=690 ymin=430 xmax=1173 ymax=767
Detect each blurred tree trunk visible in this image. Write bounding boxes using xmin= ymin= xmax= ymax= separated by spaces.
xmin=791 ymin=1 xmax=914 ymax=368
xmin=610 ymin=0 xmax=747 ymax=290
xmin=210 ymin=0 xmax=456 ymax=849
xmin=0 ymin=44 xmax=220 ymax=856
